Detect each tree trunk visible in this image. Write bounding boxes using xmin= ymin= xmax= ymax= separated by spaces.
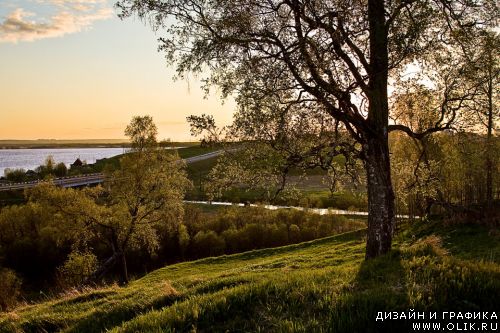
xmin=364 ymin=0 xmax=395 ymax=259
xmin=119 ymin=252 xmax=129 ymax=285
xmin=486 ymin=47 xmax=493 ymax=207
xmin=85 ymin=252 xmax=118 ymax=285
xmin=365 ymin=136 xmax=395 ymax=258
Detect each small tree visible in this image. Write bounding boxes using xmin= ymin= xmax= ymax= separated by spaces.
xmin=54 ymin=163 xmax=68 ymax=177
xmin=4 ymin=168 xmax=27 ymax=182
xmin=29 ymin=116 xmax=191 ymax=284
xmin=58 ymin=251 xmax=98 ymax=288
xmin=178 ymin=224 xmax=190 ymax=259
xmin=103 ymin=147 xmax=190 ymax=282
xmin=125 ymin=115 xmax=158 ymax=152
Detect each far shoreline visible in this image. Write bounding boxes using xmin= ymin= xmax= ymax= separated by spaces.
xmin=0 ymin=140 xmax=199 ymax=149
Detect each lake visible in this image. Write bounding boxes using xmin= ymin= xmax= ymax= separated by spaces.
xmin=0 ymin=148 xmax=126 ymax=176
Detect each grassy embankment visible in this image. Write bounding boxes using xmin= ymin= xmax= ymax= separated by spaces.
xmin=1 ymin=220 xmax=498 ymax=332
xmin=92 ymin=146 xmax=219 ymax=172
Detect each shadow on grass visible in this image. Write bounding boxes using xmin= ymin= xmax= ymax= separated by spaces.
xmin=68 ymin=293 xmax=183 ymax=333
xmin=19 ymin=292 xmax=182 ymax=333
xmin=62 ymin=290 xmax=118 ymax=306
xmin=328 ymin=250 xmax=411 ymax=333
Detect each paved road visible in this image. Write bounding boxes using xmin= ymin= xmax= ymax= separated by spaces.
xmin=0 ymin=150 xmax=223 ymax=192
xmin=184 ymin=150 xmax=223 ymax=164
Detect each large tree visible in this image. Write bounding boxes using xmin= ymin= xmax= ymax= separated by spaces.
xmin=117 ymin=0 xmax=498 ymax=258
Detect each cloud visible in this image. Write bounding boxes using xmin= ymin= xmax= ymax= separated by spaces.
xmin=71 ymin=4 xmax=93 ymax=12
xmin=0 ymin=1 xmax=113 ymax=43
xmin=44 ymin=0 xmax=108 ymax=11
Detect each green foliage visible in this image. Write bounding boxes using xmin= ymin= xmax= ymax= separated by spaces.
xmin=3 ymin=157 xmax=68 ymax=182
xmin=35 ymin=156 xmax=56 ymax=179
xmin=0 ymin=268 xmax=22 ymax=312
xmin=58 ymin=252 xmax=98 ymax=288
xmin=53 ymin=163 xmax=68 ymax=178
xmin=177 ymin=224 xmax=190 ymax=259
xmin=203 ymin=144 xmax=292 ymax=202
xmin=3 ymin=168 xmax=28 ymax=182
xmin=105 ymin=149 xmax=191 ymax=253
xmin=14 ymin=116 xmax=194 ymax=285
xmin=0 ymin=203 xmax=69 ymax=287
xmin=25 ymin=150 xmax=191 ymax=284
xmin=181 ymin=205 xmax=365 ymax=257
xmin=125 ymin=115 xmax=158 ymax=152
xmin=390 ymin=132 xmax=500 ymax=216
xmin=192 ymin=231 xmax=226 ymax=258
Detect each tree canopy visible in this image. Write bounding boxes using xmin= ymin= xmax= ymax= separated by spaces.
xmin=116 ymin=0 xmax=498 ymax=258
xmin=125 ymin=115 xmax=159 ymax=152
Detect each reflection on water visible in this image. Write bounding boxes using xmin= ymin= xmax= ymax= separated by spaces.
xmin=185 ymin=200 xmax=369 ymax=216
xmin=185 ymin=200 xmax=416 ymax=218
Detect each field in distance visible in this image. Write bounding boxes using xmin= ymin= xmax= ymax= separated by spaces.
xmin=0 ymin=140 xmax=200 ymax=149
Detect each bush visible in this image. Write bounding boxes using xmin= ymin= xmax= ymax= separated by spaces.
xmin=54 ymin=163 xmax=68 ymax=177
xmin=221 ymin=228 xmax=243 ymax=254
xmin=192 ymin=231 xmax=226 ymax=257
xmin=178 ymin=224 xmax=190 ymax=258
xmin=4 ymin=168 xmax=27 ymax=182
xmin=289 ymin=224 xmax=301 ymax=243
xmin=178 ymin=206 xmax=365 ymax=260
xmin=0 ymin=268 xmax=22 ymax=311
xmin=58 ymin=251 xmax=98 ymax=288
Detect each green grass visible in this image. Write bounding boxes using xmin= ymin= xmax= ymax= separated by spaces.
xmin=92 ymin=154 xmax=123 ymax=171
xmin=1 ymin=220 xmax=498 ymax=333
xmin=186 ymin=157 xmax=220 ymax=180
xmin=397 ymin=220 xmax=500 ymax=263
xmin=94 ymin=148 xmax=207 ymax=171
xmin=91 ymin=146 xmax=218 ymax=173
xmin=176 ymin=146 xmax=219 ymax=159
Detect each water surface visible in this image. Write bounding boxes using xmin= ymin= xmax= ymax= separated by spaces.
xmin=0 ymin=148 xmax=125 ymax=176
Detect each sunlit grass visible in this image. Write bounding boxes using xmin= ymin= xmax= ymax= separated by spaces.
xmin=1 ymin=221 xmax=498 ymax=333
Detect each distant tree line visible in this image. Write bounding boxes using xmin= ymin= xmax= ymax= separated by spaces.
xmin=170 ymin=205 xmax=364 ymax=260
xmin=2 ymin=155 xmax=98 ymax=183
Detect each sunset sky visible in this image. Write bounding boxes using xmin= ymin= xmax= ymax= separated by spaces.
xmin=0 ymin=0 xmax=235 ymax=141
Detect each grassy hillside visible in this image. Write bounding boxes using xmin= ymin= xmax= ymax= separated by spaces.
xmin=92 ymin=146 xmax=218 ymax=172
xmin=1 ymin=221 xmax=498 ymax=333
